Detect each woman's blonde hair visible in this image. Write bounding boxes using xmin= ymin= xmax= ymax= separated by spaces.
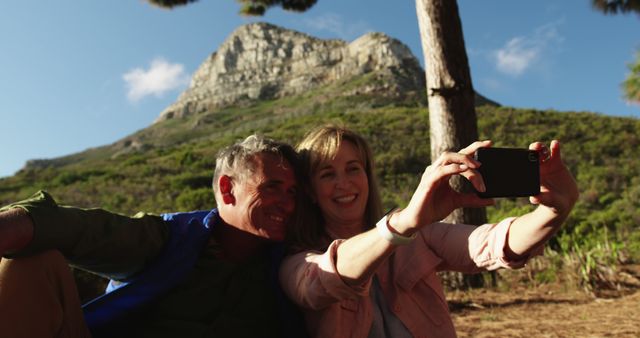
xmin=291 ymin=124 xmax=383 ymax=251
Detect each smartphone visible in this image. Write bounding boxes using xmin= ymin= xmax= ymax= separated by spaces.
xmin=474 ymin=147 xmax=540 ymax=198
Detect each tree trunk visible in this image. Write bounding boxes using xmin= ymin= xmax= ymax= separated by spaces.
xmin=415 ymin=0 xmax=487 ymax=288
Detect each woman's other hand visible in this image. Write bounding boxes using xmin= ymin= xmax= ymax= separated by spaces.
xmin=528 ymin=140 xmax=579 ymax=216
xmin=390 ymin=140 xmax=495 ymax=235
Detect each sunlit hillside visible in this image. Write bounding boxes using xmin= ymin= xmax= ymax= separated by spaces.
xmin=1 ymin=74 xmax=639 ymax=297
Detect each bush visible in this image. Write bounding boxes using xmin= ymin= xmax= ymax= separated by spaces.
xmin=176 ymin=188 xmax=215 ymax=211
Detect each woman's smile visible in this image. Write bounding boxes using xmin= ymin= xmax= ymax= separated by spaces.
xmin=333 ymin=193 xmax=358 ymax=204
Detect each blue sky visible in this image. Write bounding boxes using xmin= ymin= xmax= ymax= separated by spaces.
xmin=1 ymin=1 xmax=638 ymax=178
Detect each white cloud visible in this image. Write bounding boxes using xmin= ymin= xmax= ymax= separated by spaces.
xmin=123 ymin=58 xmax=190 ymax=102
xmin=303 ymin=13 xmax=371 ymax=41
xmin=493 ymin=22 xmax=563 ymax=77
xmin=495 ymin=37 xmax=539 ymax=76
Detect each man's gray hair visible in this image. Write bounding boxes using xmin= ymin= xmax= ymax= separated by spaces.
xmin=212 ymin=134 xmax=298 ymax=195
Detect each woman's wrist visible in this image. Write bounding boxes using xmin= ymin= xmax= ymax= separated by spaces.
xmin=376 ymin=209 xmax=417 ymax=245
xmin=387 ymin=209 xmax=419 ymax=237
xmin=532 ymin=204 xmax=569 ymax=230
xmin=538 ymin=198 xmax=573 ymax=219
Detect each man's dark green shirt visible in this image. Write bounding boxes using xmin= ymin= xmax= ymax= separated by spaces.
xmin=2 ymin=191 xmax=283 ymax=337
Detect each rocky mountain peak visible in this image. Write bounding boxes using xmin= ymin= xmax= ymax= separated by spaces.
xmin=155 ymin=22 xmax=425 ymax=122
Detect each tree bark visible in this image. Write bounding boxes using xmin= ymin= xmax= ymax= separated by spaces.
xmin=416 ymin=0 xmax=487 ymax=287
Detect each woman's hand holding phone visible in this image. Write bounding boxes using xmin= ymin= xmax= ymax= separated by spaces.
xmin=528 ymin=140 xmax=579 ymax=216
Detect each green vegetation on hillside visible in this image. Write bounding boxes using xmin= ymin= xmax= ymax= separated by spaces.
xmin=1 ymin=78 xmax=638 ymax=295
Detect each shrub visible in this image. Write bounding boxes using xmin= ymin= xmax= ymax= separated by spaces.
xmin=176 ymin=188 xmax=215 ymax=211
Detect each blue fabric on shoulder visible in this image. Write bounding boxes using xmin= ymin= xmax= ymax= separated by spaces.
xmin=82 ymin=209 xmax=215 ymax=338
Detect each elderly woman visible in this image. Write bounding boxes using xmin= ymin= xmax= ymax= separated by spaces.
xmin=280 ymin=125 xmax=578 ymax=338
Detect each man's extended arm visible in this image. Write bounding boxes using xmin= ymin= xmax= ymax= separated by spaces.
xmin=0 ymin=191 xmax=170 ymax=280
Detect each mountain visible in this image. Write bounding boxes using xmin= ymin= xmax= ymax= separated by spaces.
xmin=21 ymin=22 xmax=495 ymax=171
xmin=156 ymin=22 xmax=426 ymax=122
xmin=157 ymin=22 xmax=496 ymax=123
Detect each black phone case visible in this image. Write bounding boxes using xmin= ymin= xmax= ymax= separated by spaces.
xmin=475 ymin=148 xmax=540 ymax=198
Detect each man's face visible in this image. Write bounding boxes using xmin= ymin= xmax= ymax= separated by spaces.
xmin=229 ymin=153 xmax=297 ymax=242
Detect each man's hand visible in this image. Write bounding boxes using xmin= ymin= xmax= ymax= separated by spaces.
xmin=0 ymin=208 xmax=34 ymax=255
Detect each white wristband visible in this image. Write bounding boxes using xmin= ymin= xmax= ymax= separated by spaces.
xmin=375 ymin=212 xmax=416 ymax=245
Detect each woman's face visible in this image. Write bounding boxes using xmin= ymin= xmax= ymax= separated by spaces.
xmin=311 ymin=141 xmax=369 ymax=230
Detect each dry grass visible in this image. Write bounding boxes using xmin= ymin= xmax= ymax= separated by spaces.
xmin=448 ymin=264 xmax=640 ymax=338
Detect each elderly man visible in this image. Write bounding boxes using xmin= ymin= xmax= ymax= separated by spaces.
xmin=0 ymin=135 xmax=303 ymax=338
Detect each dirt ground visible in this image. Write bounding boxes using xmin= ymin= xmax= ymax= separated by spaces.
xmin=448 ymin=266 xmax=640 ymax=338
xmin=449 ymin=288 xmax=639 ymax=337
